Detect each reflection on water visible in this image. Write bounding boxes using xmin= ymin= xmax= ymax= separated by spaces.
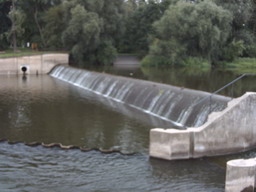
xmin=0 ymin=66 xmax=256 ymax=191
xmin=0 ymin=75 xmax=159 ymax=154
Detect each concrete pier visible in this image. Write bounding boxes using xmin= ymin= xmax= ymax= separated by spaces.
xmin=0 ymin=53 xmax=68 ymax=75
xmin=225 ymin=159 xmax=256 ymax=192
xmin=150 ymin=92 xmax=256 ymax=160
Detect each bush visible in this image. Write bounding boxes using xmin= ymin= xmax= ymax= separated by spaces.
xmin=180 ymin=57 xmax=210 ymax=68
xmin=222 ymin=40 xmax=245 ymax=62
xmin=141 ymin=55 xmax=173 ymax=67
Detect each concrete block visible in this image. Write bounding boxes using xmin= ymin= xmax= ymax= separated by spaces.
xmin=150 ymin=128 xmax=191 ymax=160
xmin=225 ymin=159 xmax=256 ymax=192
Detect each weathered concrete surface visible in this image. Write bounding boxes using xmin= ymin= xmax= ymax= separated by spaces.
xmin=225 ymin=159 xmax=256 ymax=192
xmin=150 ymin=92 xmax=256 ymax=160
xmin=0 ymin=53 xmax=68 ymax=75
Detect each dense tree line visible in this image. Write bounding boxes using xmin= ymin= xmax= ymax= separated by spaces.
xmin=0 ymin=0 xmax=256 ymax=67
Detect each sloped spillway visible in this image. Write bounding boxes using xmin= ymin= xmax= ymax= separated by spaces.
xmin=50 ymin=65 xmax=230 ymax=128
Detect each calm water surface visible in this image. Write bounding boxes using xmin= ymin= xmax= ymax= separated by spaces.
xmin=94 ymin=66 xmax=256 ymax=97
xmin=0 ymin=67 xmax=256 ymax=192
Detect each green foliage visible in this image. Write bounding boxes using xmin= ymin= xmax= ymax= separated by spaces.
xmin=0 ymin=0 xmax=11 ymax=34
xmin=17 ymin=0 xmax=62 ymax=46
xmin=214 ymin=0 xmax=256 ymax=59
xmin=60 ymin=0 xmax=125 ymax=67
xmin=0 ymin=0 xmax=11 ymax=49
xmin=141 ymin=38 xmax=186 ymax=66
xmin=119 ymin=1 xmax=168 ymax=55
xmin=143 ymin=0 xmax=233 ymax=67
xmin=1 ymin=0 xmax=256 ymax=68
xmin=95 ymin=40 xmax=117 ymax=66
xmin=0 ymin=33 xmax=9 ymax=50
xmin=214 ymin=0 xmax=253 ymax=30
xmin=8 ymin=8 xmax=26 ymax=40
xmin=43 ymin=4 xmax=65 ymax=49
xmin=180 ymin=57 xmax=210 ymax=68
xmin=62 ymin=4 xmax=102 ymax=66
xmin=222 ymin=40 xmax=245 ymax=61
xmin=220 ymin=57 xmax=256 ymax=71
xmin=233 ymin=29 xmax=256 ymax=57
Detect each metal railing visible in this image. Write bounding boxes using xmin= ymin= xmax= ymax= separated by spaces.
xmin=194 ymin=73 xmax=256 ymax=111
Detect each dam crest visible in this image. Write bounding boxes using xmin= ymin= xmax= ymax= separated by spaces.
xmin=50 ymin=65 xmax=229 ymax=128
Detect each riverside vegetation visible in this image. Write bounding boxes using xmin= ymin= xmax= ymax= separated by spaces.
xmin=0 ymin=0 xmax=256 ymax=69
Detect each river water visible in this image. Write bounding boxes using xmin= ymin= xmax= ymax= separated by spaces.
xmin=0 ymin=67 xmax=256 ymax=191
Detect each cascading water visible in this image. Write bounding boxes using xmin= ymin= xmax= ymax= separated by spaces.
xmin=50 ymin=65 xmax=230 ymax=128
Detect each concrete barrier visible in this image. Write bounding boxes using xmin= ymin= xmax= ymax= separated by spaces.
xmin=0 ymin=53 xmax=69 ymax=75
xmin=225 ymin=158 xmax=256 ymax=192
xmin=150 ymin=92 xmax=256 ymax=160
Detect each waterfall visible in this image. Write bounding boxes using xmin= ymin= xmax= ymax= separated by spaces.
xmin=50 ymin=65 xmax=230 ymax=128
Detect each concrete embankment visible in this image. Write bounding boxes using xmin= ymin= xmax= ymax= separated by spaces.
xmin=150 ymin=92 xmax=256 ymax=160
xmin=0 ymin=53 xmax=69 ymax=75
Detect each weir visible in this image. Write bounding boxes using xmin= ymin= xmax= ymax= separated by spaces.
xmin=49 ymin=65 xmax=230 ymax=128
xmin=50 ymin=65 xmax=256 ymax=192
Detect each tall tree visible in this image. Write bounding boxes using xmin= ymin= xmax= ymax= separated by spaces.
xmin=119 ymin=1 xmax=168 ymax=55
xmin=214 ymin=0 xmax=256 ymax=57
xmin=0 ymin=0 xmax=11 ymax=34
xmin=43 ymin=4 xmax=65 ymax=49
xmin=8 ymin=0 xmax=26 ymax=51
xmin=0 ymin=0 xmax=11 ymax=49
xmin=18 ymin=0 xmax=61 ymax=47
xmin=61 ymin=0 xmax=126 ymax=66
xmin=62 ymin=4 xmax=102 ymax=66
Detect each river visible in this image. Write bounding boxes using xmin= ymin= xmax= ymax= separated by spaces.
xmin=0 ymin=66 xmax=256 ymax=191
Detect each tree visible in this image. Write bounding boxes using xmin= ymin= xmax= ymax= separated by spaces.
xmin=18 ymin=0 xmax=61 ymax=47
xmin=214 ymin=0 xmax=256 ymax=57
xmin=142 ymin=0 xmax=234 ymax=66
xmin=119 ymin=1 xmax=168 ymax=55
xmin=8 ymin=0 xmax=26 ymax=51
xmin=214 ymin=0 xmax=253 ymax=30
xmin=0 ymin=0 xmax=11 ymax=34
xmin=62 ymin=4 xmax=102 ymax=66
xmin=61 ymin=0 xmax=126 ymax=66
xmin=43 ymin=4 xmax=65 ymax=49
xmin=0 ymin=0 xmax=11 ymax=50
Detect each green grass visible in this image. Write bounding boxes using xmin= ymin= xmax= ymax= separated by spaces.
xmin=218 ymin=57 xmax=256 ymax=74
xmin=0 ymin=48 xmax=67 ymax=58
xmin=221 ymin=57 xmax=256 ymax=68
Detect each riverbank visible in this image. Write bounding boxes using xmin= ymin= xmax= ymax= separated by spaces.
xmin=0 ymin=49 xmax=67 ymax=59
xmin=219 ymin=57 xmax=256 ymax=74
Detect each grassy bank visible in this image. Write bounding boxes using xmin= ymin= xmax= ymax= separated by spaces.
xmin=219 ymin=57 xmax=256 ymax=74
xmin=221 ymin=57 xmax=256 ymax=68
xmin=0 ymin=48 xmax=67 ymax=58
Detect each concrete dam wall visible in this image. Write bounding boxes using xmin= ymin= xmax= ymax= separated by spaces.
xmin=150 ymin=92 xmax=256 ymax=160
xmin=0 ymin=53 xmax=69 ymax=75
xmin=50 ymin=65 xmax=229 ymax=128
